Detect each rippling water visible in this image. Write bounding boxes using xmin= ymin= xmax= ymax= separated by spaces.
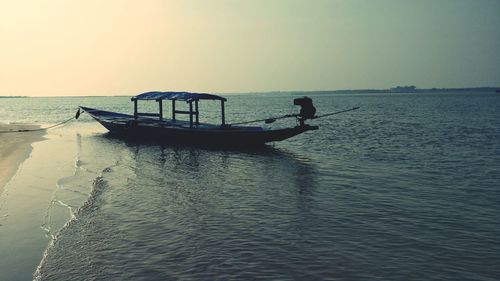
xmin=1 ymin=92 xmax=499 ymax=280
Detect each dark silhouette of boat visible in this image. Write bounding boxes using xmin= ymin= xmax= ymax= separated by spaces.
xmin=80 ymin=91 xmax=318 ymax=146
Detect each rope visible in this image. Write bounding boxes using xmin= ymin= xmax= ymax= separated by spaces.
xmin=0 ymin=109 xmax=80 ymax=134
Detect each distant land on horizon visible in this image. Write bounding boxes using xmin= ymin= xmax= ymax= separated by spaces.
xmin=271 ymin=86 xmax=500 ymax=95
xmin=0 ymin=95 xmax=30 ymax=98
xmin=0 ymin=86 xmax=499 ymax=98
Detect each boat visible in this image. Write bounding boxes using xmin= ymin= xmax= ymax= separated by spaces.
xmin=79 ymin=91 xmax=319 ymax=146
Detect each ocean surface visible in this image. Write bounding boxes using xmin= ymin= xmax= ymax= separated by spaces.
xmin=0 ymin=91 xmax=499 ymax=280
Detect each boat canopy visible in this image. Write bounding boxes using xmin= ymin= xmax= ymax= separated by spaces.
xmin=130 ymin=91 xmax=228 ymax=126
xmin=132 ymin=91 xmax=226 ymax=102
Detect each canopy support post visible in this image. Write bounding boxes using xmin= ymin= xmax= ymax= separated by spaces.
xmin=195 ymin=100 xmax=199 ymax=125
xmin=133 ymin=99 xmax=138 ymax=119
xmin=158 ymin=99 xmax=163 ymax=121
xmin=189 ymin=101 xmax=194 ymax=128
xmin=172 ymin=100 xmax=176 ymax=121
xmin=221 ymin=100 xmax=226 ymax=126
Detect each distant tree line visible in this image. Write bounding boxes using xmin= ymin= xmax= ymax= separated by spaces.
xmin=0 ymin=96 xmax=28 ymax=98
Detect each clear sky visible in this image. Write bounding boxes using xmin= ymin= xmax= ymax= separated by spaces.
xmin=1 ymin=0 xmax=499 ymax=96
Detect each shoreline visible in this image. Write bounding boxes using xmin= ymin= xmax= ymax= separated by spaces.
xmin=0 ymin=123 xmax=45 ymax=192
xmin=0 ymin=126 xmax=79 ymax=280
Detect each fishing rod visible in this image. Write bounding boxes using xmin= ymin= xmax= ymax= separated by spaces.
xmin=230 ymin=106 xmax=360 ymax=126
xmin=0 ymin=109 xmax=81 ymax=134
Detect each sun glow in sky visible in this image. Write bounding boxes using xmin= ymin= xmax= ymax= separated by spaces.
xmin=1 ymin=0 xmax=499 ymax=96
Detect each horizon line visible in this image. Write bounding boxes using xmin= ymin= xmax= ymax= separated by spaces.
xmin=1 ymin=86 xmax=499 ymax=98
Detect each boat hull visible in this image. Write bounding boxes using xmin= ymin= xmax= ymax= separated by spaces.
xmin=81 ymin=107 xmax=318 ymax=146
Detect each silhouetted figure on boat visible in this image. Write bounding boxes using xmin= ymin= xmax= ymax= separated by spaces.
xmin=294 ymin=97 xmax=316 ymax=126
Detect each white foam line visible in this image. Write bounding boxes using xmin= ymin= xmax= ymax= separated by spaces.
xmin=34 ymin=152 xmax=123 ymax=281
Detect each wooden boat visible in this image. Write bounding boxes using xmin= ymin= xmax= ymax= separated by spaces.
xmin=80 ymin=91 xmax=319 ymax=146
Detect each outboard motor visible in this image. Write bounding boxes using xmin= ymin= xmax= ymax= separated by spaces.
xmin=294 ymin=96 xmax=316 ymax=125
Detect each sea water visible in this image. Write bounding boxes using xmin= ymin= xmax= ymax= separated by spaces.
xmin=0 ymin=92 xmax=499 ymax=280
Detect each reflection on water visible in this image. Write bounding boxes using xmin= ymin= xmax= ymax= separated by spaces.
xmin=36 ymin=130 xmax=323 ymax=280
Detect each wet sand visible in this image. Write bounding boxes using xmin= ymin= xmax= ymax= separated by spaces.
xmin=0 ymin=124 xmax=45 ymax=191
xmin=0 ymin=126 xmax=76 ymax=281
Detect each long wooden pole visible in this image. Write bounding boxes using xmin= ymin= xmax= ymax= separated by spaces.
xmin=229 ymin=107 xmax=360 ymax=125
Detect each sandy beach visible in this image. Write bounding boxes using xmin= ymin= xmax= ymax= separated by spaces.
xmin=0 ymin=125 xmax=82 ymax=280
xmin=0 ymin=123 xmax=44 ymax=191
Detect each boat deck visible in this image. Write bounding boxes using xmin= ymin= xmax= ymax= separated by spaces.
xmin=96 ymin=114 xmax=264 ymax=131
